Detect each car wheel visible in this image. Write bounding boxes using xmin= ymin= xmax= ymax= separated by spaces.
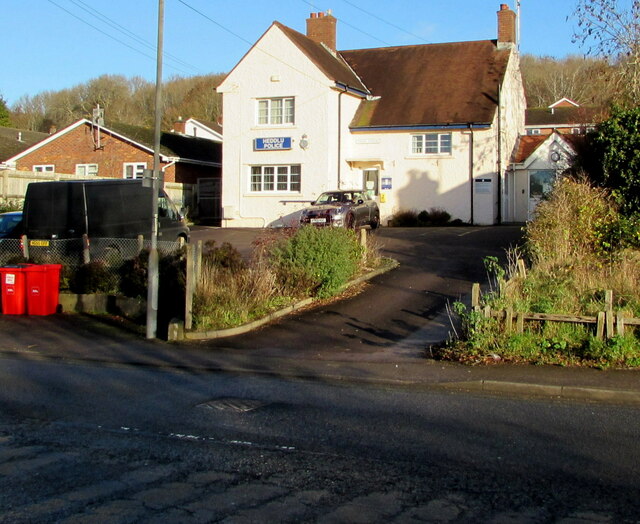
xmin=370 ymin=214 xmax=380 ymax=230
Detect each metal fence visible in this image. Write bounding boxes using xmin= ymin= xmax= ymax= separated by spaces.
xmin=0 ymin=236 xmax=184 ymax=293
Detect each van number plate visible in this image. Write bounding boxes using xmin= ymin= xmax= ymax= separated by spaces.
xmin=30 ymin=240 xmax=50 ymax=247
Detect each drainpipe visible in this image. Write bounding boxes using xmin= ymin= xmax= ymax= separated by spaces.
xmin=468 ymin=123 xmax=475 ymax=225
xmin=497 ymin=84 xmax=503 ymax=224
xmin=337 ymin=85 xmax=347 ymax=189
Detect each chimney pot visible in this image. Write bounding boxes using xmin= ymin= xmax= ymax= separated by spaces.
xmin=306 ymin=10 xmax=337 ymax=52
xmin=497 ymin=3 xmax=516 ymax=47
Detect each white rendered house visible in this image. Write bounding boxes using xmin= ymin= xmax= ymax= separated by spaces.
xmin=217 ymin=4 xmax=526 ymax=227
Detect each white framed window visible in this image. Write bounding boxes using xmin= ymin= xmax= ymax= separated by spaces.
xmin=571 ymin=127 xmax=582 ymax=135
xmin=257 ymin=97 xmax=295 ymax=126
xmin=33 ymin=165 xmax=54 ymax=173
xmin=250 ymin=165 xmax=301 ymax=192
xmin=123 ymin=162 xmax=146 ymax=179
xmin=527 ymin=128 xmax=541 ymax=136
xmin=75 ymin=163 xmax=98 ymax=176
xmin=411 ymin=133 xmax=452 ymax=155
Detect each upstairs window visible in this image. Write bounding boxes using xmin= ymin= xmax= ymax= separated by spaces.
xmin=411 ymin=133 xmax=452 ymax=155
xmin=76 ymin=163 xmax=98 ymax=176
xmin=33 ymin=165 xmax=54 ymax=173
xmin=123 ymin=162 xmax=146 ymax=179
xmin=257 ymin=97 xmax=295 ymax=126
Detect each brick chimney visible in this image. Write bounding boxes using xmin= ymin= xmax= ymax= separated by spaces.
xmin=306 ymin=11 xmax=337 ymax=52
xmin=173 ymin=116 xmax=186 ymax=134
xmin=497 ymin=3 xmax=516 ymax=48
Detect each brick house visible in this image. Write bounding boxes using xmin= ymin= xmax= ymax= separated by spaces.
xmin=3 ymin=119 xmax=222 ymax=221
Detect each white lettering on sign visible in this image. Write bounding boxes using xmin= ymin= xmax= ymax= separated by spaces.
xmin=5 ymin=274 xmax=15 ymax=285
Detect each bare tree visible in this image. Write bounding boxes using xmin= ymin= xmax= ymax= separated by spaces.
xmin=573 ymin=0 xmax=640 ymax=105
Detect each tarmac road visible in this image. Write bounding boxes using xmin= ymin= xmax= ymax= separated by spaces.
xmin=188 ymin=226 xmax=524 ymax=360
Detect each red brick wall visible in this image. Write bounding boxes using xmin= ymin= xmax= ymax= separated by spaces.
xmin=497 ymin=5 xmax=516 ymax=44
xmin=14 ymin=123 xmax=186 ymax=182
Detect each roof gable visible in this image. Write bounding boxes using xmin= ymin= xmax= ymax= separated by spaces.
xmin=513 ymin=132 xmax=579 ymax=165
xmin=4 ymin=120 xmax=220 ymax=166
xmin=341 ymin=40 xmax=511 ymax=127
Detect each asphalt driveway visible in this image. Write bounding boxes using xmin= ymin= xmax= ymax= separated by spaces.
xmin=188 ymin=226 xmax=524 ymax=359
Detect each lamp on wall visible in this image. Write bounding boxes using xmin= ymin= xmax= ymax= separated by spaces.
xmin=299 ymin=134 xmax=309 ymax=150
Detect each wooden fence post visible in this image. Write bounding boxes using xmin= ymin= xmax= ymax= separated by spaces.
xmin=517 ymin=258 xmax=526 ymax=278
xmin=82 ymin=234 xmax=90 ymax=264
xmin=516 ymin=312 xmax=524 ymax=334
xmin=185 ymin=243 xmax=195 ymax=331
xmin=21 ymin=235 xmax=29 ymax=260
xmin=137 ymin=235 xmax=144 ymax=254
xmin=195 ymin=240 xmax=203 ymax=283
xmin=605 ymin=290 xmax=614 ymax=339
xmin=472 ymin=283 xmax=481 ymax=312
xmin=596 ymin=311 xmax=605 ymax=340
xmin=505 ymin=308 xmax=513 ymax=333
xmin=617 ymin=312 xmax=625 ymax=337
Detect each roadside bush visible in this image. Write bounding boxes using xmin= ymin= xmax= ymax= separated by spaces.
xmin=69 ymin=260 xmax=119 ymax=294
xmin=202 ymin=240 xmax=246 ymax=271
xmin=269 ymin=226 xmax=365 ymax=298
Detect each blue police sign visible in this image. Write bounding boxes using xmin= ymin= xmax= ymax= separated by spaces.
xmin=254 ymin=137 xmax=292 ymax=151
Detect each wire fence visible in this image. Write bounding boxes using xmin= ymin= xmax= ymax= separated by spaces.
xmin=0 ymin=236 xmax=184 ymax=293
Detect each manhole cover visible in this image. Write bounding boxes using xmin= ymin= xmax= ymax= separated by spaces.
xmin=197 ymin=398 xmax=268 ymax=413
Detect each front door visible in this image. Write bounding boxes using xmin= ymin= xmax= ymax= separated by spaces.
xmin=528 ymin=170 xmax=555 ymax=221
xmin=363 ymin=169 xmax=379 ymax=199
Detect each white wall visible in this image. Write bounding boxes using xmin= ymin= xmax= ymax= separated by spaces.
xmin=219 ymin=30 xmax=526 ymax=227
xmin=218 ymin=25 xmax=360 ymax=227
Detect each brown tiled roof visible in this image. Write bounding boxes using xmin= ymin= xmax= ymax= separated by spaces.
xmin=0 ymin=127 xmax=48 ymax=162
xmin=513 ymin=135 xmax=546 ymax=163
xmin=341 ymin=40 xmax=511 ymax=127
xmin=103 ymin=122 xmax=221 ymax=164
xmin=275 ymin=22 xmax=368 ymax=93
xmin=526 ymin=106 xmax=604 ymax=126
xmin=512 ymin=133 xmax=586 ymax=163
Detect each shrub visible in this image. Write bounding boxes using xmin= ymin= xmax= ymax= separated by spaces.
xmin=202 ymin=240 xmax=246 ymax=271
xmin=69 ymin=261 xmax=118 ymax=294
xmin=392 ymin=208 xmax=454 ymax=227
xmin=269 ymin=226 xmax=364 ymax=298
xmin=389 ymin=209 xmax=419 ymax=227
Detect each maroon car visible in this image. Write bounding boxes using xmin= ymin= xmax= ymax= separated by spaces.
xmin=300 ymin=190 xmax=380 ymax=229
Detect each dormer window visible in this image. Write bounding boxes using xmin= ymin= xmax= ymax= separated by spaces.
xmin=257 ymin=97 xmax=295 ymax=126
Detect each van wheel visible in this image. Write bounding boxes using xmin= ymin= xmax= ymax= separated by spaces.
xmin=370 ymin=214 xmax=380 ymax=230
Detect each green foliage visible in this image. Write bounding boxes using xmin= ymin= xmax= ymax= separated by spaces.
xmin=0 ymin=96 xmax=11 ymax=127
xmin=390 ymin=209 xmax=419 ymax=227
xmin=390 ymin=208 xmax=457 ymax=227
xmin=202 ymin=240 xmax=246 ymax=271
xmin=119 ymin=250 xmax=149 ymax=298
xmin=69 ymin=261 xmax=118 ymax=294
xmin=270 ymin=226 xmax=364 ymax=298
xmin=589 ymin=107 xmax=640 ymax=216
xmin=441 ymin=178 xmax=640 ymax=368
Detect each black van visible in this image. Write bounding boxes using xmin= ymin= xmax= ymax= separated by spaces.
xmin=22 ymin=179 xmax=189 ymax=242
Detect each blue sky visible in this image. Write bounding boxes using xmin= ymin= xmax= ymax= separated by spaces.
xmin=3 ymin=0 xmax=589 ymax=106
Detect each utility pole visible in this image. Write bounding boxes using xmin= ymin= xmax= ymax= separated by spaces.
xmin=147 ymin=0 xmax=164 ymax=339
